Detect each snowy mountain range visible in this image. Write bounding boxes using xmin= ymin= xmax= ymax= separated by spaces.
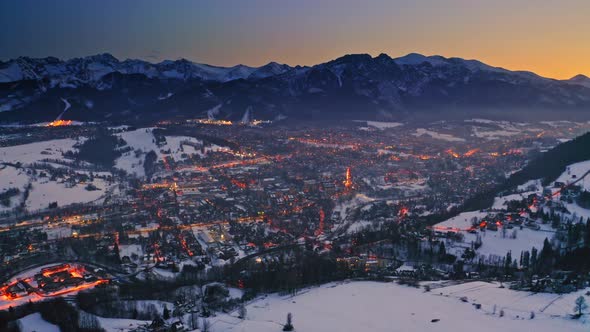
xmin=0 ymin=53 xmax=295 ymax=85
xmin=1 ymin=52 xmax=590 ymax=123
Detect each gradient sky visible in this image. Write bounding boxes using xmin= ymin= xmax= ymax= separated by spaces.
xmin=1 ymin=0 xmax=589 ymax=79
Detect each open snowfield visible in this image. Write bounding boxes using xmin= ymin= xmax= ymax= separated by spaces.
xmin=554 ymin=160 xmax=590 ymax=191
xmin=17 ymin=312 xmax=60 ymax=332
xmin=463 ymin=225 xmax=555 ymax=261
xmin=25 ymin=178 xmax=108 ymax=211
xmin=94 ymin=315 xmax=151 ymax=332
xmin=0 ymin=165 xmax=30 ymax=211
xmin=0 ymin=138 xmax=79 ymax=165
xmin=560 ymin=201 xmax=590 ymax=220
xmin=0 ymin=165 xmax=111 ymax=213
xmin=413 ymin=128 xmax=465 ymax=142
xmin=364 ymin=121 xmax=403 ymax=130
xmin=0 ymin=167 xmax=112 ymax=214
xmin=434 ymin=281 xmax=588 ymax=318
xmin=472 ymin=127 xmax=521 ymax=140
xmin=0 ymin=165 xmax=29 ymax=191
xmin=435 ymin=210 xmax=487 ymax=230
xmin=209 ymin=281 xmax=587 ymax=332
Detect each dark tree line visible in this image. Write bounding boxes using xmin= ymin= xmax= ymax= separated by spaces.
xmin=143 ymin=150 xmax=158 ymax=180
xmin=0 ymin=298 xmax=104 ymax=332
xmin=72 ymin=128 xmax=126 ymax=168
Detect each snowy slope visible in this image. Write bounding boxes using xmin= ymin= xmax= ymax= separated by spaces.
xmin=210 ymin=281 xmax=587 ymax=332
xmin=554 ymin=160 xmax=590 ymax=191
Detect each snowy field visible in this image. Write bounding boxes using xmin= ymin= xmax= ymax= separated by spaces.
xmin=362 ymin=121 xmax=403 ymax=130
xmin=465 ymin=225 xmax=554 ymax=260
xmin=0 ymin=138 xmax=79 ymax=165
xmin=25 ymin=177 xmax=109 ymax=211
xmin=17 ymin=313 xmax=60 ymax=332
xmin=94 ymin=315 xmax=151 ymax=332
xmin=472 ymin=127 xmax=521 ymax=140
xmin=435 ymin=210 xmax=487 ymax=230
xmin=554 ymin=160 xmax=590 ymax=191
xmin=0 ymin=165 xmax=112 ymax=213
xmin=0 ymin=165 xmax=30 ymax=211
xmin=434 ymin=281 xmax=588 ymax=318
xmin=412 ymin=128 xmax=465 ymax=142
xmin=209 ymin=281 xmax=587 ymax=332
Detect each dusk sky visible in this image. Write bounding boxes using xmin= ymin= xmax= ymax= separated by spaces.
xmin=1 ymin=0 xmax=589 ymax=79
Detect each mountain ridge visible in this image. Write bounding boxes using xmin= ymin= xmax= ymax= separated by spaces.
xmin=4 ymin=52 xmax=586 ymax=84
xmin=1 ymin=52 xmax=590 ymax=123
xmin=0 ymin=53 xmax=295 ymax=84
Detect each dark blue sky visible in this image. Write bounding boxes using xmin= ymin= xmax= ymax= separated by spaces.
xmin=1 ymin=0 xmax=589 ymax=79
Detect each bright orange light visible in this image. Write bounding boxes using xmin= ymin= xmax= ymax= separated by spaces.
xmin=46 ymin=120 xmax=73 ymax=127
xmin=46 ymin=279 xmax=107 ymax=297
xmin=231 ymin=179 xmax=248 ymax=189
xmin=344 ymin=167 xmax=353 ymax=190
xmin=445 ymin=149 xmax=460 ymax=158
xmin=315 ymin=208 xmax=326 ymax=236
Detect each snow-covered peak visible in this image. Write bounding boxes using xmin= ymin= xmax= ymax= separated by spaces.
xmin=394 ymin=53 xmax=507 ymax=73
xmin=248 ymin=61 xmax=292 ymax=79
xmin=0 ymin=54 xmax=287 ymax=84
xmin=0 ymin=61 xmax=25 ymax=82
xmin=394 ymin=53 xmax=447 ymax=66
xmin=566 ymin=74 xmax=590 ymax=88
xmin=224 ymin=64 xmax=258 ymax=81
